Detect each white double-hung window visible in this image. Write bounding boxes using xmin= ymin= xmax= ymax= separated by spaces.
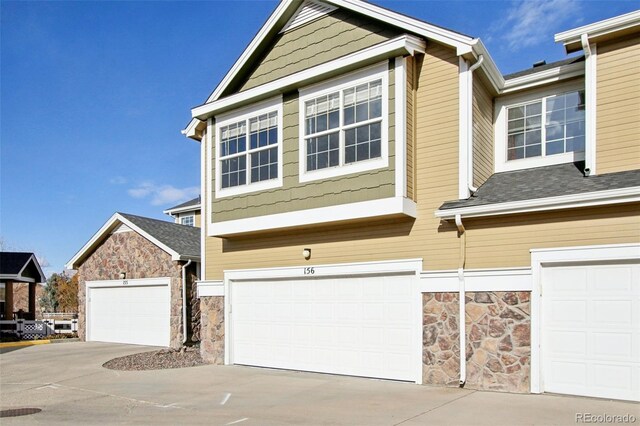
xmin=299 ymin=64 xmax=388 ymax=182
xmin=215 ymin=97 xmax=283 ymax=197
xmin=495 ymin=81 xmax=586 ymax=172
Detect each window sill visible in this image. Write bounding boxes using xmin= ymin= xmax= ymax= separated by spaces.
xmin=299 ymin=156 xmax=389 ymax=183
xmin=495 ymin=151 xmax=585 ymax=173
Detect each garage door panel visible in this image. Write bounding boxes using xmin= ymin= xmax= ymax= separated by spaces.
xmin=88 ymin=283 xmax=170 ymax=347
xmin=231 ymin=275 xmax=416 ymax=381
xmin=543 ymin=263 xmax=639 ymax=401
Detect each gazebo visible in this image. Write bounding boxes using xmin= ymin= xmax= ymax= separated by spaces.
xmin=0 ymin=252 xmax=46 ymax=320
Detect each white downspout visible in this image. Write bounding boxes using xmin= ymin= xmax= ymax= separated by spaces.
xmin=581 ymin=34 xmax=595 ymax=176
xmin=467 ymin=55 xmax=484 ymax=194
xmin=181 ymin=259 xmax=193 ymax=344
xmin=455 ymin=214 xmax=466 ymax=386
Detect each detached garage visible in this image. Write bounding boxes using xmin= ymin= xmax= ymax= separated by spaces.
xmin=67 ymin=213 xmax=200 ymax=348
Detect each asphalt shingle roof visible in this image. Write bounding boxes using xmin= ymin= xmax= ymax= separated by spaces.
xmin=0 ymin=252 xmax=35 ymax=275
xmin=118 ymin=213 xmax=200 ymax=259
xmin=504 ymin=56 xmax=585 ymax=80
xmin=439 ymin=162 xmax=640 ymax=210
xmin=165 ymin=196 xmax=201 ymax=212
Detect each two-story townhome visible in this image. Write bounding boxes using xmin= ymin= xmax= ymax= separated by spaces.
xmin=183 ymin=0 xmax=639 ymax=402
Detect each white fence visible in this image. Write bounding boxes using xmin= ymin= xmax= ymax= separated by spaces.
xmin=0 ymin=319 xmax=78 ymax=340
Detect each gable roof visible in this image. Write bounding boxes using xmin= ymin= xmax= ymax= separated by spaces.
xmin=436 ymin=162 xmax=640 ymax=219
xmin=66 ymin=213 xmax=200 ymax=270
xmin=163 ymin=196 xmax=201 ymax=215
xmin=0 ymin=252 xmax=46 ymax=283
xmin=183 ymin=0 xmax=481 ymax=139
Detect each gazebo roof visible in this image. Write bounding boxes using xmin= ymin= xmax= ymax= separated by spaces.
xmin=0 ymin=252 xmax=46 ymax=283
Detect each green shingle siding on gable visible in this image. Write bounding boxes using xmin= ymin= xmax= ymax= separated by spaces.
xmin=211 ymin=61 xmax=397 ymax=223
xmin=235 ymin=9 xmax=402 ymax=93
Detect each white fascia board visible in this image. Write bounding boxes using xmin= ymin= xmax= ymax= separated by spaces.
xmin=182 ymin=118 xmax=205 ymax=141
xmin=435 ymin=186 xmax=640 ymax=220
xmin=419 ymin=267 xmax=532 ymax=292
xmin=66 ymin=213 xmax=121 ymax=270
xmin=16 ymin=254 xmax=46 ymax=283
xmin=197 ymin=280 xmax=224 ymax=297
xmin=470 ymin=39 xmax=504 ymax=93
xmin=205 ymin=0 xmax=295 ymax=104
xmin=0 ymin=274 xmax=37 ymax=283
xmin=192 ymin=35 xmax=426 ymax=120
xmin=209 ymin=196 xmax=417 ymax=237
xmin=66 ymin=213 xmax=189 ymax=269
xmin=501 ymin=62 xmax=585 ymax=94
xmin=224 ymin=258 xmax=423 ymax=281
xmin=554 ymin=10 xmax=640 ymax=47
xmin=162 ymin=204 xmax=201 ymax=215
xmin=204 ymin=0 xmax=472 ymax=106
xmin=329 ymin=0 xmax=473 ymax=51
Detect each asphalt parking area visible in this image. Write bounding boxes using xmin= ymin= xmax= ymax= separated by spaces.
xmin=1 ymin=342 xmax=637 ymax=425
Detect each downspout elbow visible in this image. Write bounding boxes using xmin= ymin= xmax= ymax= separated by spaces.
xmin=181 ymin=259 xmax=193 ymax=345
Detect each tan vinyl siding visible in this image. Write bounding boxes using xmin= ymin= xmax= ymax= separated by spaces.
xmin=194 ymin=211 xmax=201 ymax=228
xmin=205 ymin=44 xmax=462 ymax=279
xmin=212 ymin=63 xmax=396 ymax=222
xmin=464 ymin=204 xmax=640 ymax=268
xmin=406 ymin=56 xmax=415 ymax=200
xmin=237 ymin=10 xmax=401 ymax=93
xmin=472 ymin=77 xmax=493 ymax=187
xmin=596 ymin=36 xmax=640 ymax=174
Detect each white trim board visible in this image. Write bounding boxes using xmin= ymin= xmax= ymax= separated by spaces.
xmin=192 ymin=35 xmax=425 ymax=121
xmin=209 ymin=196 xmax=417 ymax=237
xmin=419 ymin=267 xmax=532 ymax=292
xmin=197 ymin=280 xmax=224 ymax=297
xmin=529 ymin=243 xmax=640 ymax=395
xmin=555 ymin=10 xmax=640 ymax=52
xmin=435 ymin=186 xmax=640 ymax=220
xmin=163 ymin=204 xmax=201 ymax=216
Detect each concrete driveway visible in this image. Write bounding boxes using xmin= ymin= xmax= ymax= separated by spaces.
xmin=1 ymin=342 xmax=637 ymax=425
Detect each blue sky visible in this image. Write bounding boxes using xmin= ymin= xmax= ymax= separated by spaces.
xmin=1 ymin=0 xmax=637 ymax=275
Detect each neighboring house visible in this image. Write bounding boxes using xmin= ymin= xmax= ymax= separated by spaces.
xmin=164 ymin=196 xmax=202 ymax=227
xmin=66 ymin=213 xmax=201 ymax=348
xmin=183 ymin=1 xmax=639 ymax=402
xmin=0 ymin=252 xmax=46 ymax=320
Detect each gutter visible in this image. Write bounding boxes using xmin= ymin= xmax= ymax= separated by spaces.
xmin=181 ymin=259 xmax=193 ymax=344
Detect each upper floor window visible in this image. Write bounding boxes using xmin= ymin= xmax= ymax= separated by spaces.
xmin=180 ymin=215 xmax=195 ymax=227
xmin=507 ymin=90 xmax=585 ymax=161
xmin=495 ymin=81 xmax=586 ymax=173
xmin=299 ymin=63 xmax=388 ymax=183
xmin=215 ymin=97 xmax=283 ymax=198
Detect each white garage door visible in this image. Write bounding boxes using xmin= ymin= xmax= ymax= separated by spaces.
xmin=88 ymin=281 xmax=170 ymax=347
xmin=231 ymin=275 xmax=416 ymax=381
xmin=543 ymin=263 xmax=639 ymax=401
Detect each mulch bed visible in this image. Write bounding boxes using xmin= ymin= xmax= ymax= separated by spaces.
xmin=102 ymin=346 xmax=205 ymax=371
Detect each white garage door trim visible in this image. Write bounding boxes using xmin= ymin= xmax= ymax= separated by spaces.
xmin=223 ymin=259 xmax=423 ymax=384
xmin=86 ymin=277 xmax=171 ymax=347
xmin=531 ymin=243 xmax=640 ymax=399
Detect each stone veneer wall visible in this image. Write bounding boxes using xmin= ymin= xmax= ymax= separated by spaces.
xmin=200 ymin=296 xmax=225 ymax=364
xmin=77 ymin=231 xmax=191 ymax=348
xmin=422 ymin=291 xmax=531 ymax=393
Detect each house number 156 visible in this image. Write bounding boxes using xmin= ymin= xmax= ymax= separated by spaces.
xmin=304 ymin=267 xmax=315 ymax=275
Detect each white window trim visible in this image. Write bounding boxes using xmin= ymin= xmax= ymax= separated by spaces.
xmin=180 ymin=214 xmax=195 ymax=226
xmin=494 ymin=79 xmax=586 ymax=173
xmin=215 ymin=96 xmax=284 ymax=199
xmin=298 ymin=62 xmax=389 ymax=183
